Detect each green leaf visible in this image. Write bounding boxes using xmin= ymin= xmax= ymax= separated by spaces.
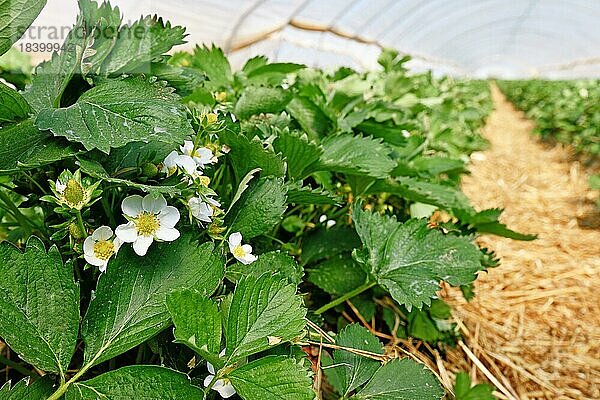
xmin=0 ymin=119 xmax=79 ymax=174
xmin=353 ymin=205 xmax=483 ymax=310
xmin=228 ymin=355 xmax=315 ymax=400
xmin=246 ymin=62 xmax=305 ymax=83
xmin=301 ymin=226 xmax=362 ymax=265
xmin=353 ymin=358 xmax=444 ymax=400
xmin=98 ymin=16 xmax=186 ymax=75
xmin=166 ymin=289 xmax=222 ymax=366
xmin=0 ymin=82 xmax=30 ymax=122
xmin=227 ymin=177 xmax=288 ymax=239
xmin=272 ymin=129 xmax=322 ymax=180
xmin=286 ymin=184 xmax=340 ymax=206
xmin=219 ymin=128 xmax=286 ymax=181
xmin=77 ymin=157 xmax=184 ymax=195
xmin=328 ymin=324 xmax=383 ymax=396
xmin=226 ymin=274 xmax=306 ymax=361
xmin=64 ymin=365 xmax=204 ymax=399
xmin=0 ymin=237 xmax=79 ymax=375
xmin=318 ymin=135 xmax=395 ymax=178
xmin=36 ymin=75 xmax=194 ymax=153
xmin=0 ymin=0 xmax=47 ymax=57
xmin=286 ymin=95 xmax=332 ymax=140
xmin=81 ymin=237 xmax=224 ymax=366
xmin=407 ymin=309 xmax=441 ymax=342
xmin=455 ymin=208 xmax=536 ymax=241
xmin=23 ymin=14 xmax=88 ymax=111
xmin=189 ymin=44 xmax=232 ymax=89
xmin=308 ymin=255 xmax=366 ymax=295
xmin=454 ymin=372 xmax=495 ymax=400
xmin=0 ymin=377 xmax=55 ymax=400
xmin=226 ymin=251 xmax=303 ymax=285
xmin=369 ymin=177 xmax=475 ymax=214
xmin=235 ymin=86 xmax=292 ymax=119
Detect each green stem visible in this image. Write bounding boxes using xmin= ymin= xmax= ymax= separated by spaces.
xmin=0 ymin=354 xmax=38 ymax=377
xmin=0 ymin=190 xmax=32 ymax=235
xmin=315 ymin=281 xmax=377 ymax=314
xmin=75 ymin=210 xmax=87 ymax=239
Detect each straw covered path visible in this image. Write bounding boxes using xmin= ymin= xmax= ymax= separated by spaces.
xmin=441 ymin=84 xmax=600 ymax=399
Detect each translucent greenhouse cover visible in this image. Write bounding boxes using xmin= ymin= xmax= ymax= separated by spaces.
xmin=18 ymin=0 xmax=600 ymax=78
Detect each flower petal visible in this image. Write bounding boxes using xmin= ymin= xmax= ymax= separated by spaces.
xmin=180 ymin=140 xmax=194 ymax=155
xmin=142 ymin=194 xmax=167 ymax=214
xmin=203 ymin=374 xmax=215 ymax=388
xmin=155 ymin=227 xmax=180 ymax=242
xmin=240 ymin=253 xmax=257 ymax=265
xmin=163 ymin=151 xmax=179 ymax=168
xmin=115 ymin=222 xmax=138 ymax=243
xmin=98 ymin=260 xmax=109 ymax=273
xmin=84 ymin=253 xmax=104 ymax=267
xmin=83 ymin=236 xmax=95 ymax=255
xmin=158 ymin=206 xmax=180 ymax=228
xmin=92 ymin=225 xmax=113 ymax=241
xmin=176 ymin=155 xmax=198 ymax=175
xmin=217 ymin=381 xmax=237 ymax=398
xmin=133 ymin=235 xmax=154 ymax=256
xmin=122 ymin=195 xmax=143 ymax=217
xmin=207 ymin=362 xmax=215 ymax=375
xmin=241 ymin=244 xmax=253 ymax=254
xmin=229 ymin=232 xmax=242 ymax=249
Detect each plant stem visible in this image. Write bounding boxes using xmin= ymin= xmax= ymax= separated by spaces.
xmin=314 ymin=281 xmax=376 ymax=314
xmin=0 ymin=354 xmax=38 ymax=377
xmin=75 ymin=210 xmax=87 ymax=238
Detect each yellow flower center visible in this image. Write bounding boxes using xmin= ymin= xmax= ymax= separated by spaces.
xmin=62 ymin=179 xmax=86 ymax=207
xmin=206 ymin=113 xmax=218 ymax=124
xmin=198 ymin=176 xmax=211 ymax=187
xmin=93 ymin=240 xmax=115 ymax=260
xmin=135 ymin=212 xmax=160 ymax=236
xmin=232 ymin=245 xmax=246 ymax=259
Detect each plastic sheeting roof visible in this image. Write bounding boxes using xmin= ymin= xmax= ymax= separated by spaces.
xmin=23 ymin=0 xmax=600 ymax=78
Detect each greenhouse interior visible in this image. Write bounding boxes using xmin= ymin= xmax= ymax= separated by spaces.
xmin=0 ymin=1 xmax=598 ymax=399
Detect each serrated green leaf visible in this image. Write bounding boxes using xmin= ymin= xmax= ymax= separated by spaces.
xmin=190 ymin=44 xmax=232 ymax=89
xmin=226 ymin=274 xmax=306 ymax=361
xmin=166 ymin=289 xmax=222 ymax=366
xmin=286 ymin=95 xmax=331 ymax=140
xmin=0 ymin=0 xmax=47 ymax=57
xmin=36 ymin=75 xmax=193 ymax=153
xmin=98 ymin=15 xmax=186 ymax=75
xmin=235 ymin=86 xmax=292 ymax=119
xmin=227 ymin=177 xmax=288 ymax=239
xmin=64 ymin=365 xmax=203 ymax=399
xmin=0 ymin=82 xmax=30 ymax=122
xmin=226 ymin=251 xmax=303 ymax=285
xmin=77 ymin=157 xmax=184 ymax=195
xmin=301 ymin=226 xmax=362 ymax=265
xmin=328 ymin=324 xmax=383 ymax=396
xmin=246 ymin=62 xmax=305 ymax=86
xmin=0 ymin=237 xmax=79 ymax=375
xmin=369 ymin=177 xmax=475 ymax=214
xmin=228 ymin=355 xmax=315 ymax=400
xmin=81 ymin=237 xmax=224 ymax=366
xmin=286 ymin=184 xmax=340 ymax=206
xmin=353 ymin=205 xmax=483 ymax=310
xmin=455 ymin=208 xmax=536 ymax=241
xmin=0 ymin=119 xmax=80 ymax=174
xmin=308 ymin=255 xmax=366 ymax=295
xmin=318 ymin=135 xmax=395 ymax=178
xmin=454 ymin=372 xmax=495 ymax=400
xmin=353 ymin=358 xmax=444 ymax=400
xmin=0 ymin=377 xmax=55 ymax=400
xmin=219 ymin=128 xmax=286 ymax=181
xmin=272 ymin=129 xmax=322 ymax=179
xmin=408 ymin=309 xmax=441 ymax=341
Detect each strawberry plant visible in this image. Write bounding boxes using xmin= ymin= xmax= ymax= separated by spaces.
xmin=0 ymin=1 xmax=530 ymax=399
xmin=499 ymin=79 xmax=600 ymax=158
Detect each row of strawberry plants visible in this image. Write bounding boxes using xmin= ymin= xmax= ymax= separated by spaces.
xmin=0 ymin=1 xmax=531 ymax=399
xmin=498 ymin=79 xmax=600 ymax=158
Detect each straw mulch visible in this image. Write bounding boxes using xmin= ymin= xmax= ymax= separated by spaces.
xmin=432 ymin=84 xmax=600 ymax=399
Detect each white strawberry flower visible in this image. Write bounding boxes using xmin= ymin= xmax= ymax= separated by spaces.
xmin=55 ymin=179 xmax=67 ymax=194
xmin=188 ymin=197 xmax=214 ymax=223
xmin=228 ymin=232 xmax=257 ymax=265
xmin=180 ymin=141 xmax=217 ymax=168
xmin=115 ymin=194 xmax=180 ymax=256
xmin=204 ymin=351 xmax=236 ymax=399
xmin=161 ymin=151 xmax=197 ymax=176
xmin=83 ymin=226 xmax=122 ymax=272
